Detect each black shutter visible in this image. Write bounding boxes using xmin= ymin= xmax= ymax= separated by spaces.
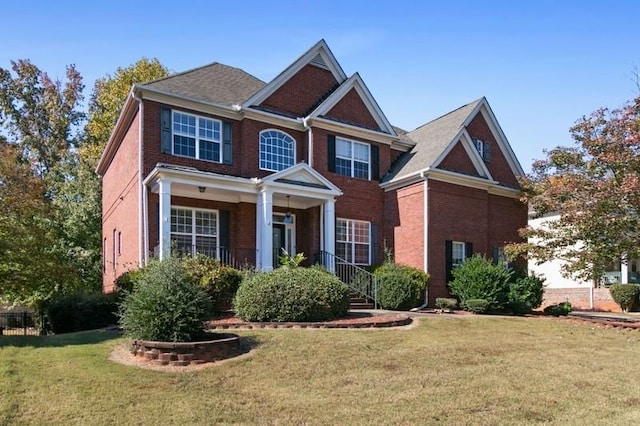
xmin=219 ymin=210 xmax=230 ymax=251
xmin=492 ymin=247 xmax=500 ymax=265
xmin=370 ymin=144 xmax=380 ymax=181
xmin=327 ymin=135 xmax=336 ymax=173
xmin=465 ymin=242 xmax=473 ymax=260
xmin=370 ymin=223 xmax=379 ymax=265
xmin=222 ymin=122 xmax=233 ymax=164
xmin=483 ymin=142 xmax=491 ymax=162
xmin=445 ymin=240 xmax=453 ymax=283
xmin=161 ymin=107 xmax=172 ymax=154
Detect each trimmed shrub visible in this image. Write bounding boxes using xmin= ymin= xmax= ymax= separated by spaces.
xmin=609 ymin=284 xmax=640 ymax=312
xmin=118 ymin=258 xmax=212 ymax=342
xmin=543 ymin=302 xmax=572 ymax=316
xmin=375 ymin=262 xmax=430 ymax=310
xmin=464 ymin=299 xmax=490 ymax=314
xmin=181 ymin=254 xmax=242 ymax=312
xmin=47 ymin=292 xmax=119 ymax=334
xmin=435 ymin=298 xmax=458 ymax=310
xmin=114 ymin=269 xmax=142 ymax=294
xmin=508 ymin=273 xmax=545 ymax=315
xmin=449 ymin=255 xmax=512 ymax=312
xmin=233 ymin=267 xmax=349 ymax=322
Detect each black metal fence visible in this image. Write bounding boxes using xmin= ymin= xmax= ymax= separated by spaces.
xmin=0 ymin=311 xmax=40 ymax=336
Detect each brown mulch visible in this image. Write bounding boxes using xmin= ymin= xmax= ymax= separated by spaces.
xmin=207 ymin=312 xmax=413 ymax=330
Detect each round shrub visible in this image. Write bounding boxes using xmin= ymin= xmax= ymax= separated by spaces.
xmin=543 ymin=302 xmax=572 ymax=316
xmin=449 ymin=255 xmax=512 ymax=312
xmin=233 ymin=267 xmax=349 ymax=322
xmin=464 ymin=299 xmax=490 ymax=314
xmin=181 ymin=254 xmax=243 ymax=312
xmin=609 ymin=284 xmax=640 ymax=312
xmin=508 ymin=273 xmax=545 ymax=315
xmin=435 ymin=298 xmax=458 ymax=310
xmin=118 ymin=258 xmax=212 ymax=342
xmin=47 ymin=292 xmax=119 ymax=334
xmin=375 ymin=262 xmax=430 ymax=310
xmin=114 ymin=269 xmax=142 ymax=294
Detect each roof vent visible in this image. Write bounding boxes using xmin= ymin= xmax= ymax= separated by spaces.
xmin=310 ymin=53 xmax=329 ymax=70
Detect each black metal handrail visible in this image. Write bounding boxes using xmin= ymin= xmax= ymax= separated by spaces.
xmin=315 ymin=251 xmax=378 ymax=309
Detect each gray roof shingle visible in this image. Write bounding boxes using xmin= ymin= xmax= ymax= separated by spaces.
xmin=383 ymin=98 xmax=483 ymax=183
xmin=141 ymin=62 xmax=266 ymax=106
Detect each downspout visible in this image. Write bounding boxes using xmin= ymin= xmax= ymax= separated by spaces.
xmin=133 ymin=92 xmax=145 ymax=266
xmin=302 ymin=116 xmax=313 ymax=167
xmin=412 ymin=170 xmax=430 ymax=311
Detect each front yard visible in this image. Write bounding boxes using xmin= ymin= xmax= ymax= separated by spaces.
xmin=1 ymin=316 xmax=640 ymax=424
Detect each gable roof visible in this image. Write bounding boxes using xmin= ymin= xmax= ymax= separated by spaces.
xmin=140 ymin=62 xmax=266 ymax=107
xmin=243 ymin=39 xmax=347 ymax=108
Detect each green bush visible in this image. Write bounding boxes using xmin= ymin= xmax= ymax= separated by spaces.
xmin=508 ymin=273 xmax=545 ymax=314
xmin=374 ymin=262 xmax=430 ymax=310
xmin=435 ymin=298 xmax=458 ymax=310
xmin=543 ymin=302 xmax=572 ymax=316
xmin=233 ymin=267 xmax=349 ymax=322
xmin=609 ymin=284 xmax=640 ymax=312
xmin=181 ymin=254 xmax=242 ymax=312
xmin=114 ymin=269 xmax=142 ymax=294
xmin=449 ymin=255 xmax=512 ymax=312
xmin=47 ymin=292 xmax=119 ymax=334
xmin=464 ymin=299 xmax=490 ymax=314
xmin=118 ymin=258 xmax=212 ymax=342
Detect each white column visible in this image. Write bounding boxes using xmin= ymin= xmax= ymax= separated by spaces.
xmin=158 ymin=179 xmax=172 ymax=260
xmin=621 ymin=261 xmax=629 ymax=284
xmin=256 ymin=189 xmax=273 ymax=271
xmin=323 ymin=198 xmax=336 ymax=273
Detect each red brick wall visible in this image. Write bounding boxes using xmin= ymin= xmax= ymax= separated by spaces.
xmin=388 ymin=182 xmax=424 ymax=269
xmin=261 ymin=64 xmax=338 ymax=117
xmin=102 ymin=110 xmax=141 ymax=292
xmin=437 ymin=141 xmax=480 ymax=176
xmin=325 ymin=88 xmax=380 ymax=131
xmin=466 ymin=114 xmax=519 ymax=187
xmin=543 ymin=287 xmax=620 ymax=312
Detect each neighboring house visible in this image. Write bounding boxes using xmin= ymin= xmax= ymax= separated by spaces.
xmin=529 ymin=212 xmax=634 ymax=311
xmin=96 ymin=40 xmax=527 ymax=305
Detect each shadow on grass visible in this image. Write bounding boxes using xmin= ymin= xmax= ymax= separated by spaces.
xmin=0 ymin=328 xmax=123 ymax=349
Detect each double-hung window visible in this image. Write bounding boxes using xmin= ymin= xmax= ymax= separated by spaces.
xmin=336 ymin=218 xmax=370 ymax=265
xmin=173 ymin=111 xmax=222 ymax=162
xmin=259 ymin=130 xmax=296 ymax=171
xmin=336 ymin=137 xmax=370 ymax=179
xmin=170 ymin=207 xmax=218 ymax=257
xmin=451 ymin=241 xmax=466 ymax=268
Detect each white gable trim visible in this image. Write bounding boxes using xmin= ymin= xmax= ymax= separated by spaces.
xmin=430 ymin=130 xmax=493 ymax=180
xmin=260 ymin=162 xmax=342 ymax=197
xmin=463 ymin=98 xmax=525 ymax=177
xmin=243 ymin=40 xmax=347 ymax=108
xmin=308 ymin=72 xmax=396 ymax=136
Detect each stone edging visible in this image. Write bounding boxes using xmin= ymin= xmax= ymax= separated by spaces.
xmin=207 ymin=314 xmax=412 ymax=330
xmin=131 ymin=333 xmax=242 ymax=366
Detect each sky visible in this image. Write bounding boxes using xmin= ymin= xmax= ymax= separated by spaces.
xmin=3 ymin=0 xmax=639 ymax=172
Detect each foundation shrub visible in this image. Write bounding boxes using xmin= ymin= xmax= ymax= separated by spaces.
xmin=448 ymin=255 xmax=512 ymax=312
xmin=464 ymin=299 xmax=490 ymax=314
xmin=233 ymin=267 xmax=349 ymax=322
xmin=181 ymin=254 xmax=242 ymax=312
xmin=118 ymin=258 xmax=212 ymax=342
xmin=435 ymin=298 xmax=458 ymax=310
xmin=609 ymin=284 xmax=640 ymax=312
xmin=543 ymin=302 xmax=572 ymax=316
xmin=47 ymin=292 xmax=119 ymax=334
xmin=375 ymin=262 xmax=430 ymax=310
xmin=508 ymin=272 xmax=546 ymax=314
xmin=114 ymin=269 xmax=142 ymax=294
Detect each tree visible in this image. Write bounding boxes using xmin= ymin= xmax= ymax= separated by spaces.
xmin=510 ymin=96 xmax=640 ymax=284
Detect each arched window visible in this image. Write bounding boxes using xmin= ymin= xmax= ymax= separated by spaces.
xmin=259 ymin=130 xmax=295 ymax=172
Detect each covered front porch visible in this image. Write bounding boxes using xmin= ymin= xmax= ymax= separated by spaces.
xmin=143 ymin=163 xmax=343 ymax=271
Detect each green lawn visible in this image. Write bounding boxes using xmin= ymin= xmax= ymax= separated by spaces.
xmin=1 ymin=316 xmax=640 ymax=425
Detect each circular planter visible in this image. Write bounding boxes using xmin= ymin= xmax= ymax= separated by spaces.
xmin=131 ymin=333 xmax=242 ymax=367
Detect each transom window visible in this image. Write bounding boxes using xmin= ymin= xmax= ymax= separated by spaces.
xmin=452 ymin=241 xmax=466 ymax=268
xmin=259 ymin=130 xmax=296 ymax=172
xmin=336 ymin=218 xmax=370 ymax=265
xmin=336 ymin=137 xmax=370 ymax=179
xmin=173 ymin=111 xmax=222 ymax=162
xmin=170 ymin=207 xmax=218 ymax=257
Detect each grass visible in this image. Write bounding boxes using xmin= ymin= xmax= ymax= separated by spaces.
xmin=2 ymin=316 xmax=640 ymax=425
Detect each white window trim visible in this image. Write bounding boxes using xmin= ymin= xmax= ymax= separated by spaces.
xmin=336 ymin=137 xmax=371 ymax=180
xmin=172 ymin=110 xmax=223 ymax=163
xmin=170 ymin=206 xmax=220 ymax=257
xmin=452 ymin=241 xmax=466 ymax=268
xmin=336 ymin=218 xmax=371 ymax=265
xmin=259 ymin=129 xmax=297 ymax=172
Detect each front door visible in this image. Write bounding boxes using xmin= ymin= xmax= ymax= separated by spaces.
xmin=273 ymin=224 xmax=286 ymax=266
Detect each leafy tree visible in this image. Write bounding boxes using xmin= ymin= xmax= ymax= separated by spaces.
xmin=509 ymin=96 xmax=640 ymax=284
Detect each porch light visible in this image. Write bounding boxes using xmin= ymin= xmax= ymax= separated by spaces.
xmin=284 ymin=195 xmax=293 ymax=224
xmin=198 ymin=186 xmax=206 ymax=193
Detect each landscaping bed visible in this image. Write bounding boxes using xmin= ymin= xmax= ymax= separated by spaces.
xmin=207 ymin=311 xmax=412 ymax=329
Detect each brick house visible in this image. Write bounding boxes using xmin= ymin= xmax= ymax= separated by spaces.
xmin=96 ymin=40 xmax=527 ymax=305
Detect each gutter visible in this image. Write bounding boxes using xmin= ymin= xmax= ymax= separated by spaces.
xmin=133 ymin=92 xmax=145 ymax=267
xmin=412 ymin=170 xmax=430 ymax=310
xmin=302 ymin=116 xmax=313 ymax=167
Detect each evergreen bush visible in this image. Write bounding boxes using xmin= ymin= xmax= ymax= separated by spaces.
xmin=181 ymin=254 xmax=242 ymax=312
xmin=375 ymin=262 xmax=430 ymax=310
xmin=464 ymin=299 xmax=490 ymax=314
xmin=609 ymin=284 xmax=640 ymax=312
xmin=448 ymin=255 xmax=512 ymax=312
xmin=233 ymin=267 xmax=349 ymax=322
xmin=543 ymin=302 xmax=572 ymax=316
xmin=118 ymin=258 xmax=212 ymax=342
xmin=508 ymin=273 xmax=545 ymax=314
xmin=435 ymin=298 xmax=458 ymax=310
xmin=114 ymin=269 xmax=142 ymax=294
xmin=47 ymin=292 xmax=119 ymax=334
